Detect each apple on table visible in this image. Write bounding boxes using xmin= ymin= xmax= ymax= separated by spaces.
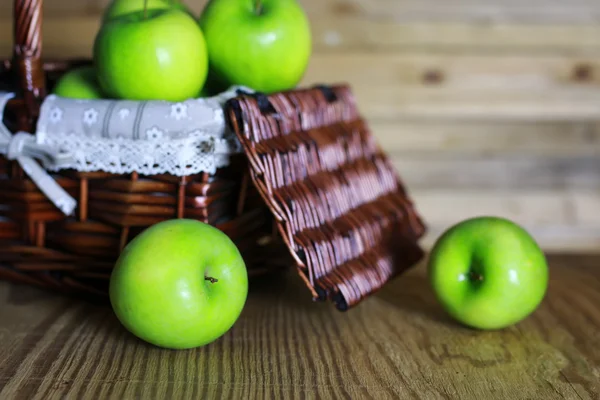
xmin=198 ymin=0 xmax=312 ymax=93
xmin=427 ymin=216 xmax=549 ymax=330
xmin=109 ymin=219 xmax=248 ymax=349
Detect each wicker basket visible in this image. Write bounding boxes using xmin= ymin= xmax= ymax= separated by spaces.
xmin=0 ymin=0 xmax=426 ymax=310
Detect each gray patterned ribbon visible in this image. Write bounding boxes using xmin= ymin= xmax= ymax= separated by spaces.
xmin=0 ymin=92 xmax=77 ymax=215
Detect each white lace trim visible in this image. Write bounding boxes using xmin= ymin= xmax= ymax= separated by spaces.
xmin=44 ymin=132 xmax=242 ymax=176
xmin=35 ymin=86 xmax=251 ymax=176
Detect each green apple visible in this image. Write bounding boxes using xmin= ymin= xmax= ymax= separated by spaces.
xmin=109 ymin=219 xmax=248 ymax=349
xmin=198 ymin=0 xmax=312 ymax=93
xmin=102 ymin=0 xmax=171 ymax=22
xmin=93 ymin=8 xmax=208 ymax=101
xmin=102 ymin=0 xmax=193 ymax=22
xmin=427 ymin=216 xmax=548 ymax=330
xmin=52 ymin=66 xmax=104 ymax=99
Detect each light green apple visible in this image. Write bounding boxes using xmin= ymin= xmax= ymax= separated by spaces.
xmin=52 ymin=66 xmax=105 ymax=99
xmin=102 ymin=0 xmax=171 ymax=22
xmin=427 ymin=216 xmax=548 ymax=330
xmin=93 ymin=8 xmax=208 ymax=101
xmin=198 ymin=0 xmax=312 ymax=93
xmin=102 ymin=0 xmax=193 ymax=22
xmin=109 ymin=219 xmax=249 ymax=349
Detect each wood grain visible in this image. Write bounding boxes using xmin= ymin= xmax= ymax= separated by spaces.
xmin=313 ymin=0 xmax=600 ymax=23
xmin=3 ymin=0 xmax=600 ymax=54
xmin=372 ymin=120 xmax=600 ymax=157
xmin=3 ymin=0 xmax=600 ymax=22
xmin=301 ymin=52 xmax=600 ymax=120
xmin=0 ymin=254 xmax=598 ymax=399
xmin=4 ymin=0 xmax=600 ymax=19
xmin=409 ymin=189 xmax=600 ymax=252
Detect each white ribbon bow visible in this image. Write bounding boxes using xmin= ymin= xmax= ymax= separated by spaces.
xmin=0 ymin=92 xmax=77 ymax=215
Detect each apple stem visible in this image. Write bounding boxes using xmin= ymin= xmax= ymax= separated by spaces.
xmin=143 ymin=0 xmax=148 ymax=19
xmin=205 ymin=276 xmax=218 ymax=284
xmin=469 ymin=271 xmax=484 ymax=282
xmin=254 ymin=0 xmax=262 ymax=15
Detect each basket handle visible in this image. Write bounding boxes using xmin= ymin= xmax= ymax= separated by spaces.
xmin=13 ymin=0 xmax=46 ymax=127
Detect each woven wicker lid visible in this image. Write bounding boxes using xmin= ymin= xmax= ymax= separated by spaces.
xmin=225 ymin=84 xmax=426 ymax=310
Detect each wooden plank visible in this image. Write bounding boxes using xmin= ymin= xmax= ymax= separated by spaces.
xmin=312 ymin=0 xmax=600 ymax=24
xmin=0 ymin=255 xmax=599 ymax=398
xmin=2 ymin=20 xmax=599 ymax=56
xmin=370 ymin=120 xmax=600 ymax=156
xmin=0 ymin=0 xmax=149 ymax=17
xmin=408 ymin=189 xmax=600 ymax=252
xmin=421 ymin=224 xmax=600 ymax=252
xmin=391 ymin=155 xmax=600 ymax=190
xmin=304 ymin=53 xmax=600 ymax=87
xmin=4 ymin=0 xmax=600 ymax=22
xmin=0 ymin=17 xmax=100 ymax=59
xmin=301 ymin=52 xmax=600 ymax=120
xmin=3 ymin=0 xmax=600 ymax=57
xmin=571 ymin=193 xmax=600 ymax=226
xmin=410 ymin=189 xmax=579 ymax=225
xmin=306 ymin=0 xmax=600 ymax=53
xmin=11 ymin=0 xmax=600 ymax=23
xmin=311 ymin=21 xmax=600 ymax=53
xmin=0 ymin=0 xmax=203 ymax=17
xmin=2 ymin=4 xmax=600 ymax=56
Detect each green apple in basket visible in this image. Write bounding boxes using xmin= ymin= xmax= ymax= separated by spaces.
xmin=93 ymin=7 xmax=208 ymax=101
xmin=428 ymin=216 xmax=549 ymax=330
xmin=52 ymin=66 xmax=105 ymax=99
xmin=109 ymin=219 xmax=248 ymax=349
xmin=102 ymin=0 xmax=193 ymax=22
xmin=198 ymin=0 xmax=312 ymax=93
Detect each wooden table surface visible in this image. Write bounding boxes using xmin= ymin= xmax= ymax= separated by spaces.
xmin=0 ymin=254 xmax=598 ymax=399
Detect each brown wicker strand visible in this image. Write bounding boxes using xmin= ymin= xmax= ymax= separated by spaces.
xmin=13 ymin=0 xmax=45 ymax=124
xmin=79 ymin=177 xmax=88 ymax=221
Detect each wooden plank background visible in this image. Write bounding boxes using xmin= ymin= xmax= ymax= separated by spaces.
xmin=0 ymin=0 xmax=599 ymax=252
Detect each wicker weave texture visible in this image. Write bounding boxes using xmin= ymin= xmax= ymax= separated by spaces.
xmin=0 ymin=161 xmax=280 ymax=296
xmin=227 ymin=85 xmax=426 ymax=310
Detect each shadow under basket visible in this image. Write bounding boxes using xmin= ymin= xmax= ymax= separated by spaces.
xmin=1 ymin=62 xmax=426 ymax=310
